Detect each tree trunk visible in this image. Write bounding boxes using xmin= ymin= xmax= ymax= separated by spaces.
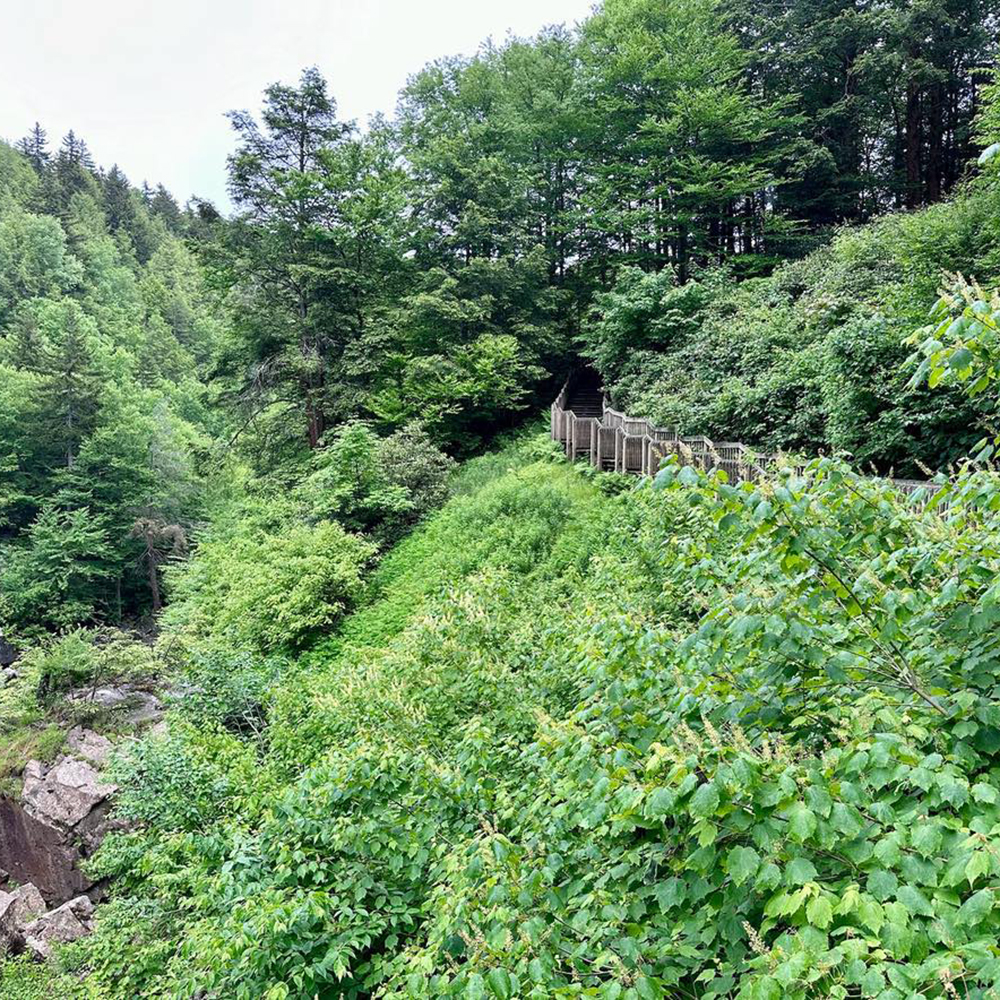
xmin=905 ymin=76 xmax=922 ymax=209
xmin=926 ymin=81 xmax=943 ymax=203
xmin=147 ymin=554 xmax=161 ymax=614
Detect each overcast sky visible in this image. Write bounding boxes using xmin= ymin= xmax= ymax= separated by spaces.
xmin=1 ymin=0 xmax=594 ymax=211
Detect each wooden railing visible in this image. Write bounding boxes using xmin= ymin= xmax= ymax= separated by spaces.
xmin=551 ymin=383 xmax=939 ymax=499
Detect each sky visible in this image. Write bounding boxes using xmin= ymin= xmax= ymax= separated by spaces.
xmin=1 ymin=0 xmax=595 ymax=211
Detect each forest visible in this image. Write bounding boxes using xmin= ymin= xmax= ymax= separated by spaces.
xmin=0 ymin=0 xmax=999 ymax=995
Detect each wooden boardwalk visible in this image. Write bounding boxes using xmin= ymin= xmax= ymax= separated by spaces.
xmin=550 ymin=373 xmax=937 ymax=498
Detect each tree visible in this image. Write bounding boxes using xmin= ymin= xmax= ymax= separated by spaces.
xmin=577 ymin=0 xmax=802 ymax=278
xmin=150 ymin=184 xmax=184 ymax=234
xmin=129 ymin=517 xmax=187 ymax=613
xmin=220 ymin=67 xmax=357 ymax=448
xmin=722 ymin=0 xmax=999 ymax=223
xmin=215 ymin=69 xmax=411 ymax=453
xmin=17 ymin=123 xmax=50 ymax=173
xmin=36 ymin=303 xmax=103 ymax=468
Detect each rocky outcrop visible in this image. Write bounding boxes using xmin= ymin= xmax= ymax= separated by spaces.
xmin=23 ymin=894 xmax=94 ymax=959
xmin=65 ymin=727 xmax=112 ymax=767
xmin=67 ymin=684 xmax=163 ymax=726
xmin=0 ymin=730 xmax=119 ymax=905
xmin=0 ymin=799 xmax=92 ymax=904
xmin=0 ymin=882 xmax=46 ymax=941
xmin=22 ymin=757 xmax=117 ymax=832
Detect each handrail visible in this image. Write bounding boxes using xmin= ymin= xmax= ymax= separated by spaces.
xmin=552 ymin=387 xmax=942 ymax=501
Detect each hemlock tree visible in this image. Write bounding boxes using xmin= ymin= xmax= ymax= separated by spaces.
xmin=17 ymin=123 xmax=50 ymax=173
xmin=219 ymin=67 xmax=359 ymax=449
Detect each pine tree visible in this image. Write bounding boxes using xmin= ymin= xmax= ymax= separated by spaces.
xmin=150 ymin=184 xmax=184 ymax=233
xmin=17 ymin=123 xmax=50 ymax=172
xmin=222 ymin=67 xmax=357 ymax=448
xmin=35 ymin=307 xmax=102 ymax=468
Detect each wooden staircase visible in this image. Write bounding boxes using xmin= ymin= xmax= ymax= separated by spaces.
xmin=551 ymin=368 xmax=941 ymax=498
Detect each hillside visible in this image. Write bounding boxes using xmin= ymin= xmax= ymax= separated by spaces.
xmin=6 ymin=428 xmax=1000 ymax=997
xmin=582 ymin=174 xmax=1000 ymax=478
xmin=1 ymin=0 xmax=1000 ymax=996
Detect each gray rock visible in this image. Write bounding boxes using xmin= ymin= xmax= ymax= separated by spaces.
xmin=68 ymin=685 xmax=163 ymax=726
xmin=22 ymin=758 xmax=117 ymax=831
xmin=124 ymin=691 xmax=162 ymax=725
xmin=0 ymin=798 xmax=92 ymax=902
xmin=66 ymin=727 xmax=113 ymax=766
xmin=0 ymin=882 xmax=46 ymax=941
xmin=23 ymin=895 xmax=94 ymax=959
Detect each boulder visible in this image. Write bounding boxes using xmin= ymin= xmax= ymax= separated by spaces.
xmin=0 ymin=798 xmax=91 ymax=902
xmin=68 ymin=684 xmax=163 ymax=726
xmin=23 ymin=895 xmax=94 ymax=959
xmin=66 ymin=727 xmax=113 ymax=767
xmin=0 ymin=882 xmax=46 ymax=942
xmin=22 ymin=758 xmax=116 ymax=831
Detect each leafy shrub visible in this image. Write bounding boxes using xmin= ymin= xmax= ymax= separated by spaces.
xmin=27 ymin=628 xmax=156 ymax=699
xmin=173 ymin=649 xmax=285 ymax=740
xmin=0 ymin=956 xmax=87 ymax=999
xmin=164 ymin=517 xmax=375 ymax=653
xmin=296 ymin=420 xmax=453 ymax=543
xmin=375 ymin=421 xmax=455 ymax=526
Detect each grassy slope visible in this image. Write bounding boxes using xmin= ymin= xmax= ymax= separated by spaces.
xmin=39 ymin=433 xmax=678 ymax=997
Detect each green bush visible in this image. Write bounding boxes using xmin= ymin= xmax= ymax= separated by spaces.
xmin=295 ymin=420 xmax=454 ymax=543
xmin=163 ymin=518 xmax=376 ymax=652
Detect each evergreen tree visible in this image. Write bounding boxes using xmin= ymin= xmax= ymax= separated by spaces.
xmin=219 ymin=67 xmax=371 ymax=448
xmin=578 ymin=0 xmax=802 ymax=278
xmin=17 ymin=122 xmax=50 ymax=172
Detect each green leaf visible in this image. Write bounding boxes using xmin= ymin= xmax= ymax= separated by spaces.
xmin=646 ymin=787 xmax=674 ymax=818
xmin=956 ymin=889 xmax=993 ymax=926
xmin=896 ymin=885 xmax=934 ymax=918
xmin=972 ymin=782 xmax=998 ymax=804
xmin=689 ymin=782 xmax=721 ymax=818
xmin=867 ymin=869 xmax=898 ymax=901
xmin=487 ymin=969 xmax=513 ymax=999
xmin=806 ymin=895 xmax=833 ymax=929
xmin=787 ymin=803 xmax=817 ymax=842
xmin=965 ymin=850 xmax=991 ymax=887
xmin=786 ymin=857 xmax=817 ymax=885
xmin=467 ymin=973 xmax=486 ymax=999
xmin=728 ymin=845 xmax=761 ymax=886
xmin=910 ymin=823 xmax=941 ymax=858
xmin=858 ymin=897 xmax=885 ymax=934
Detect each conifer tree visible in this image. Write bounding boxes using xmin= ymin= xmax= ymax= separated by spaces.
xmin=17 ymin=122 xmax=50 ymax=172
xmin=221 ymin=67 xmax=358 ymax=448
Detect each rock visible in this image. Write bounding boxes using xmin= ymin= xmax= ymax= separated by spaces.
xmin=1 ymin=668 xmax=17 ymax=685
xmin=0 ymin=631 xmax=16 ymax=668
xmin=22 ymin=758 xmax=117 ymax=831
xmin=23 ymin=895 xmax=94 ymax=959
xmin=0 ymin=798 xmax=92 ymax=903
xmin=66 ymin=727 xmax=113 ymax=767
xmin=68 ymin=686 xmax=130 ymax=710
xmin=68 ymin=684 xmax=163 ymax=726
xmin=124 ymin=691 xmax=162 ymax=725
xmin=0 ymin=882 xmax=47 ymax=941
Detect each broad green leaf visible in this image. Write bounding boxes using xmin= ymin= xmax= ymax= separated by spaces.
xmin=806 ymin=895 xmax=833 ymax=929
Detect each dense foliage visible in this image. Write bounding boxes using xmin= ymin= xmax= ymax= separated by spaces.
xmin=2 ymin=1 xmax=1000 ymax=997
xmin=585 ymin=170 xmax=1000 ymax=477
xmin=0 ymin=133 xmax=221 ymax=639
xmin=0 ymin=431 xmax=983 ymax=999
